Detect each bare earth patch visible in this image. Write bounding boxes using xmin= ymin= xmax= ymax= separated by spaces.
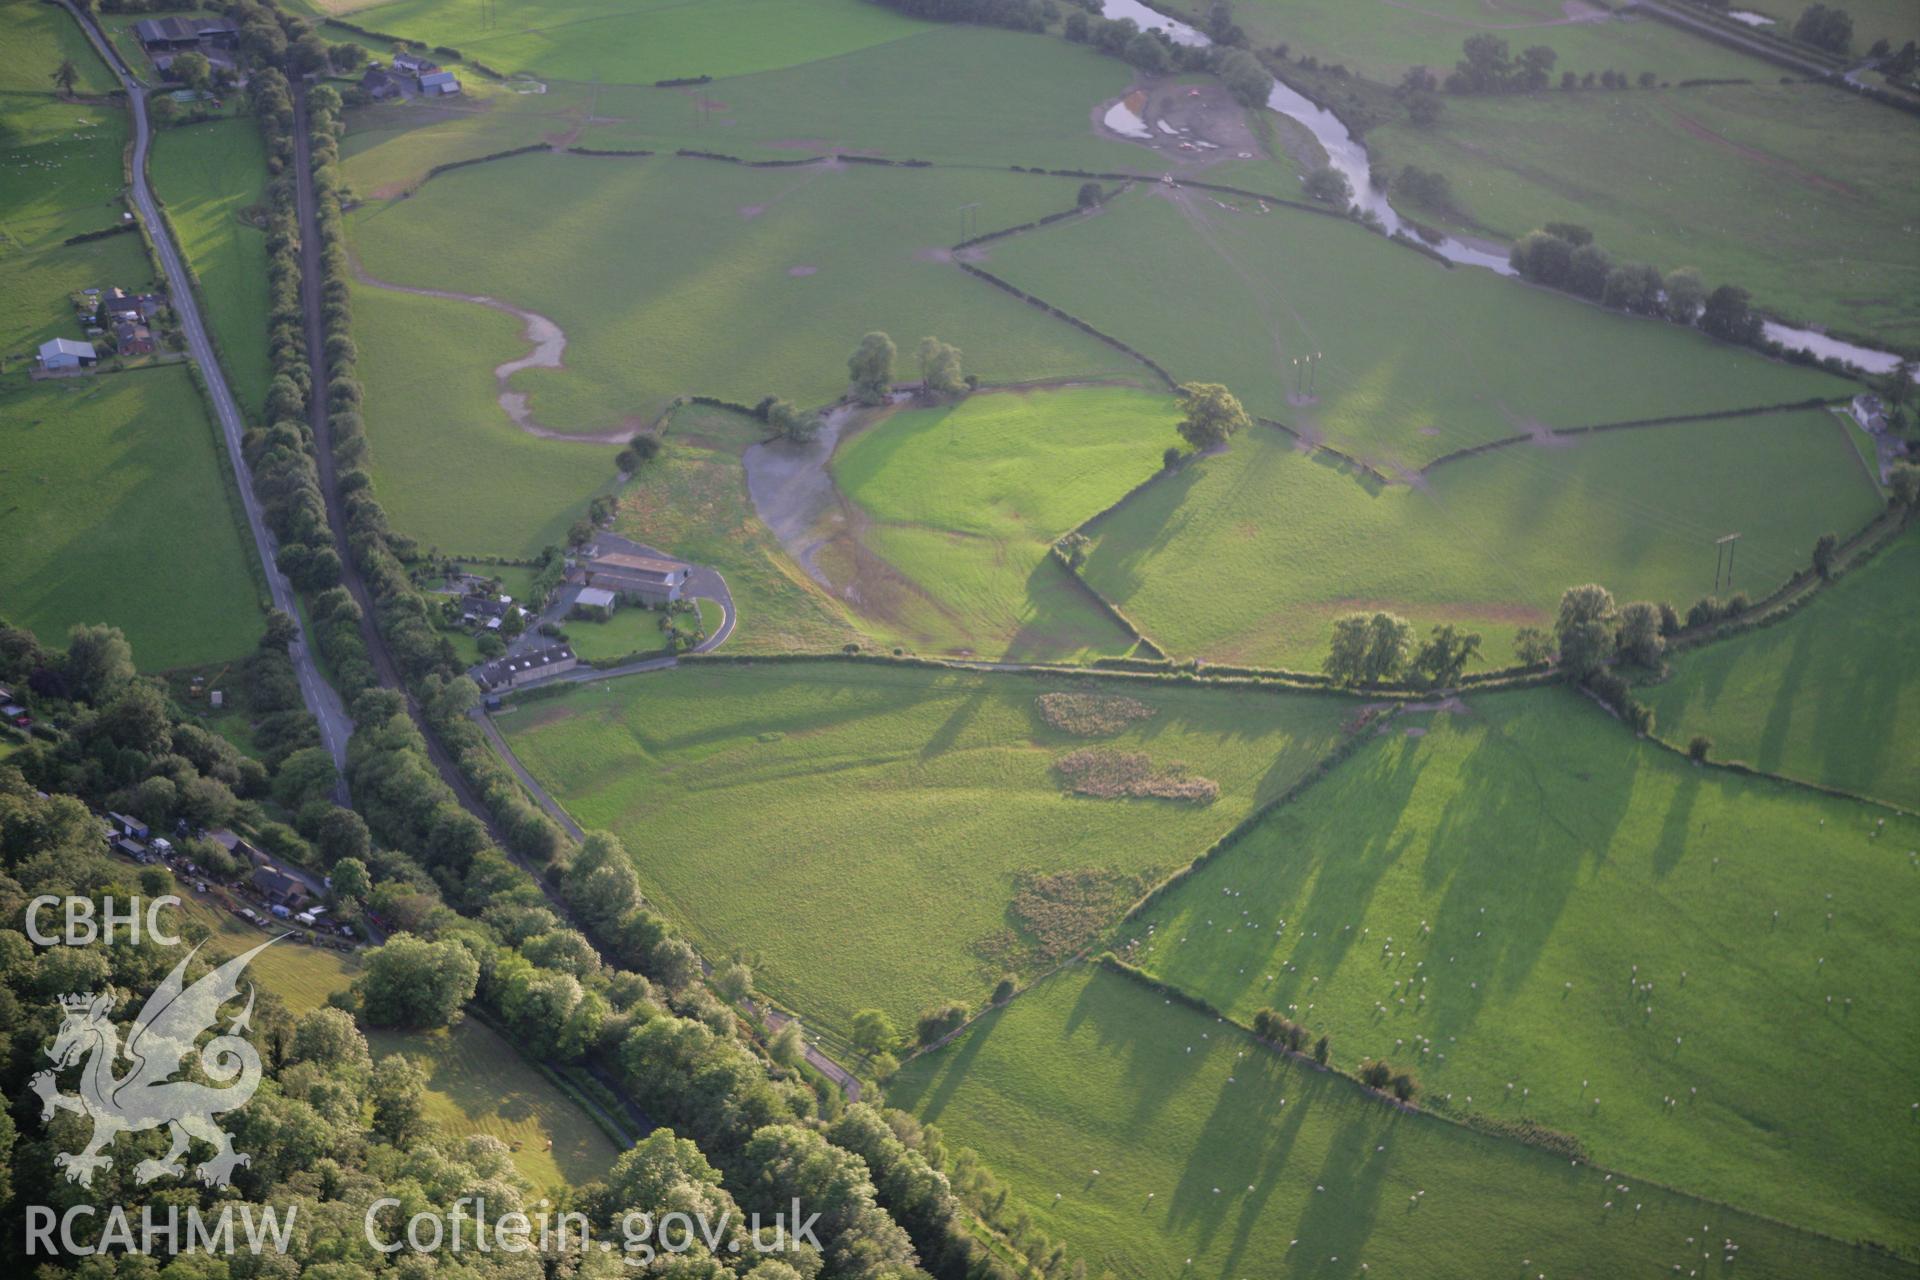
xmin=1054 ymin=748 xmax=1219 ymax=803
xmin=1037 ymin=691 xmax=1156 ymax=736
xmin=787 ymin=265 xmax=819 ymax=276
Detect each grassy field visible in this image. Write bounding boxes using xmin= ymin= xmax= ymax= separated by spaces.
xmin=0 ymin=0 xmax=117 ymax=99
xmin=988 ymin=186 xmax=1851 ymax=469
xmin=616 ymin=403 xmax=856 ymax=653
xmin=889 ymin=963 xmax=1910 ymax=1280
xmin=830 ymin=386 xmax=1175 ymax=661
xmin=0 ymin=369 xmax=264 ymax=667
xmin=1123 ymin=688 xmax=1920 ymax=1252
xmin=1640 ymin=529 xmax=1920 ymax=811
xmin=1079 ymin=408 xmax=1880 ymax=669
xmin=150 ymin=116 xmax=273 ymax=417
xmin=365 ymin=1020 xmax=620 ymax=1189
xmin=350 ymin=279 xmax=618 ymax=558
xmin=168 ymin=893 xmax=617 ymax=1188
xmin=327 ymin=0 xmax=929 ymax=83
xmin=0 ymin=93 xmax=130 ymax=250
xmin=347 ymin=157 xmax=1140 ymax=556
xmin=563 ymin=596 xmax=719 ymax=661
xmin=496 ymin=662 xmax=1354 ymax=1036
xmin=0 ymin=228 xmax=150 ymax=366
xmin=1371 ymin=80 xmax=1920 ymax=346
xmin=1148 ymin=0 xmax=1778 ymax=84
xmin=350 ymin=155 xmax=1138 ymax=427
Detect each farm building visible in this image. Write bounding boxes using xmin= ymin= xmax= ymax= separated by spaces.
xmin=209 ymin=828 xmax=270 ymax=868
xmin=392 ymin=52 xmax=435 ymax=75
xmin=576 ymin=586 xmax=618 ymax=611
xmin=133 ymin=17 xmax=236 ymax=49
xmin=476 ymin=643 xmax=578 ymax=691
xmin=38 ymin=338 xmax=97 ymax=370
xmin=112 ymin=320 xmax=154 ymax=356
xmin=360 ymin=67 xmax=403 ymax=100
xmin=583 ymin=551 xmax=691 ymax=605
xmin=106 ymin=812 xmax=149 ymax=841
xmin=251 ymin=865 xmax=309 ymax=908
xmin=418 ymin=70 xmax=462 ymax=95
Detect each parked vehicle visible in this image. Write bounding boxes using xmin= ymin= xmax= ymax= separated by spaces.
xmin=294 ymin=911 xmax=317 ymax=926
xmin=270 ymin=903 xmax=291 ymax=920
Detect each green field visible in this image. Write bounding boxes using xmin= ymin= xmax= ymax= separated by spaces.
xmin=1640 ymin=529 xmax=1920 ymax=810
xmin=987 ymin=187 xmax=1851 ymax=468
xmin=150 ymin=116 xmax=274 ymax=416
xmin=167 ymin=888 xmax=619 ymax=1188
xmin=890 ymin=963 xmax=1909 ymax=1280
xmin=0 ymin=228 xmax=150 ymax=365
xmin=347 ymin=156 xmax=1139 ymax=555
xmin=564 ymin=596 xmax=720 ymax=661
xmin=350 ymin=155 xmax=1138 ymax=427
xmin=0 ymin=0 xmax=117 ymax=99
xmin=1124 ymin=688 xmax=1920 ymax=1252
xmin=1371 ymin=80 xmax=1920 ymax=346
xmin=366 ymin=1019 xmax=620 ymax=1188
xmin=617 ymin=404 xmax=856 ymax=654
xmin=496 ymin=662 xmax=1354 ymax=1035
xmin=0 ymin=369 xmax=264 ymax=667
xmin=0 ymin=94 xmax=130 ymax=250
xmin=1079 ymin=408 xmax=1880 ymax=669
xmin=572 ymin=24 xmax=1192 ymax=172
xmin=349 ymin=278 xmax=618 ymax=559
xmin=327 ymin=0 xmax=929 ymax=83
xmin=831 ymin=386 xmax=1174 ymax=660
xmin=1150 ymin=0 xmax=1779 ymax=84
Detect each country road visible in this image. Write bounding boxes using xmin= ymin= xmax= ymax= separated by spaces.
xmin=284 ymin=89 xmax=857 ymax=1101
xmin=63 ymin=1 xmax=355 ymax=786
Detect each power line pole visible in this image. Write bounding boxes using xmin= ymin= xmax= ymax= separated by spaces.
xmin=1714 ymin=532 xmax=1741 ymax=593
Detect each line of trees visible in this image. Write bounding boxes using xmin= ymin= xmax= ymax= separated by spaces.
xmin=1508 ymin=221 xmax=1767 ymax=344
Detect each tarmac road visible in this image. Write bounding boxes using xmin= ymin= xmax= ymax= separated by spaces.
xmin=65 ymin=2 xmax=355 ymax=787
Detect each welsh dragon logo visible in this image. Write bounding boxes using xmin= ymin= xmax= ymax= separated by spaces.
xmin=31 ymin=939 xmax=276 ymax=1189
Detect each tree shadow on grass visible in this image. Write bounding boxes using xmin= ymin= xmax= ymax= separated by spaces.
xmin=887 ymin=997 xmax=1001 ymax=1128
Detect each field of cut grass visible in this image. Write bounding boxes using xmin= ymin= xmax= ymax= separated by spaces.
xmin=0 ymin=369 xmax=264 ymax=667
xmin=1640 ymin=529 xmax=1920 ymax=810
xmin=830 ymin=386 xmax=1174 ymax=660
xmin=1125 ymin=688 xmax=1920 ymax=1252
xmin=350 ymin=279 xmax=618 ymax=558
xmin=366 ymin=1019 xmax=620 ymax=1188
xmin=349 ymin=155 xmax=1138 ymax=430
xmin=496 ymin=662 xmax=1354 ymax=1036
xmin=1080 ymin=408 xmax=1880 ymax=669
xmin=331 ymin=0 xmax=929 ymax=84
xmin=1371 ymin=81 xmax=1920 ymax=346
xmin=988 ymin=186 xmax=1851 ymax=468
xmin=616 ymin=404 xmax=856 ymax=653
xmin=150 ymin=116 xmax=273 ymax=416
xmin=890 ymin=963 xmax=1910 ymax=1280
xmin=1148 ymin=0 xmax=1778 ymax=84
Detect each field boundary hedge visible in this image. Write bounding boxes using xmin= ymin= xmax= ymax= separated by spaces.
xmin=422 ymin=141 xmax=551 ymax=183
xmin=1420 ymin=397 xmax=1847 ymax=475
xmin=954 ymin=261 xmax=1180 ymax=387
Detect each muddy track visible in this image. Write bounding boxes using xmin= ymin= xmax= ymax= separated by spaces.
xmin=350 ymin=258 xmax=639 ymax=442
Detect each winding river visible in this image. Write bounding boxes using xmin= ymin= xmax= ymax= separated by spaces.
xmin=1099 ymin=0 xmax=1913 ymax=372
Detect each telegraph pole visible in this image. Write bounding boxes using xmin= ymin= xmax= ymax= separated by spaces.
xmin=1714 ymin=532 xmax=1741 ymax=593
